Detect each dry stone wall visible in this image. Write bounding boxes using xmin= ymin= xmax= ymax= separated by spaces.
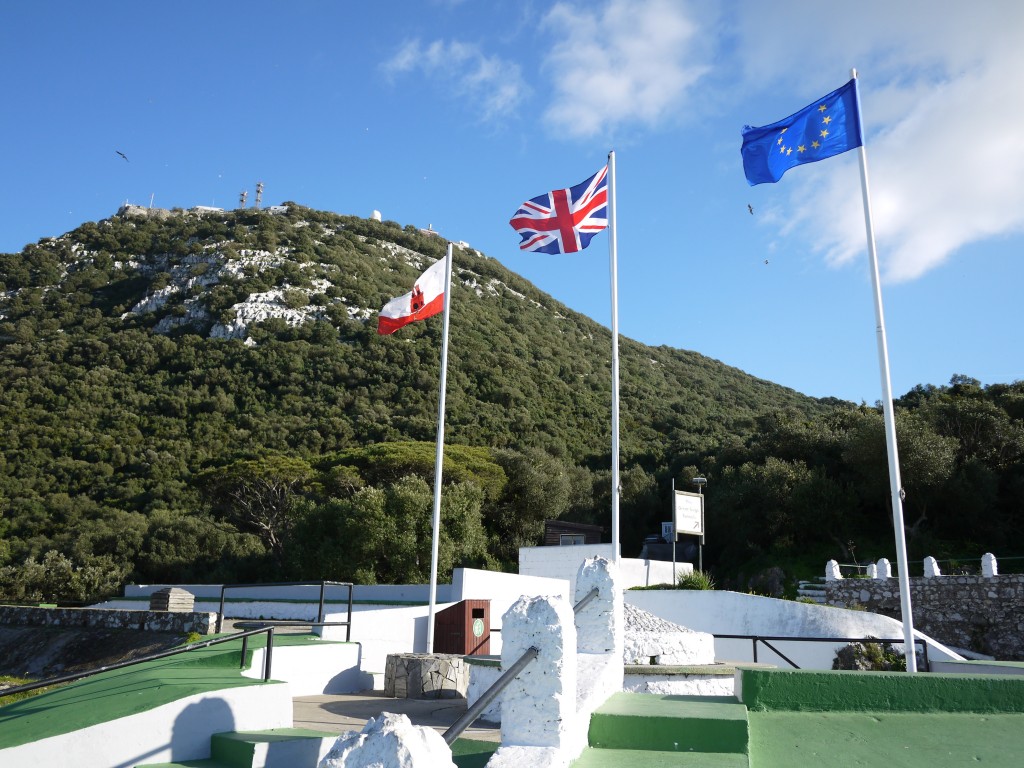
xmin=825 ymin=574 xmax=1024 ymax=660
xmin=0 ymin=605 xmax=216 ymax=635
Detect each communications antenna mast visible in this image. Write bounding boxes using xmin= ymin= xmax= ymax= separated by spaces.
xmin=255 ymin=181 xmax=264 ymax=210
xmin=239 ymin=190 xmax=248 ymax=209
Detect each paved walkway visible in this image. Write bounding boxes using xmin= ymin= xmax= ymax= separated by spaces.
xmin=293 ymin=690 xmax=501 ymax=743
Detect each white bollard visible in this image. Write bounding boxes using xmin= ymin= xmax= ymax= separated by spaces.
xmin=867 ymin=563 xmax=878 ymax=579
xmin=575 ymin=557 xmax=623 ymax=655
xmin=982 ymin=553 xmax=998 ymax=577
xmin=825 ymin=559 xmax=843 ymax=581
xmin=876 ymin=558 xmax=892 ymax=578
xmin=574 ymin=557 xmax=624 ymax=729
xmin=923 ymin=556 xmax=942 ymax=577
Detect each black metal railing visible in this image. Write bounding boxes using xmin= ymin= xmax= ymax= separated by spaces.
xmin=714 ymin=633 xmax=929 ymax=671
xmin=215 ymin=580 xmax=354 ymax=640
xmin=0 ymin=625 xmax=278 ymax=701
xmin=442 ymin=587 xmax=601 ymax=745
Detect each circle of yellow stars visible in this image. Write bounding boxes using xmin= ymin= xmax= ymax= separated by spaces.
xmin=775 ymin=102 xmax=834 ymax=156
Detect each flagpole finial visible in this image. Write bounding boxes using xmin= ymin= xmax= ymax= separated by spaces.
xmin=851 ymin=67 xmax=858 ymax=79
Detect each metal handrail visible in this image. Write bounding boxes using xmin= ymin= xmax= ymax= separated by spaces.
xmin=442 ymin=587 xmax=602 ymax=745
xmin=0 ymin=626 xmax=278 ymax=700
xmin=215 ymin=580 xmax=354 ymax=640
xmin=442 ymin=646 xmax=538 ymax=744
xmin=574 ymin=587 xmax=600 ymax=613
xmin=714 ymin=633 xmax=929 ymax=671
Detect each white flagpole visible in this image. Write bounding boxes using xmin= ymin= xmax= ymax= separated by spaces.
xmin=608 ymin=150 xmax=621 ymax=563
xmin=851 ymin=69 xmax=917 ymax=672
xmin=426 ymin=242 xmax=454 ymax=653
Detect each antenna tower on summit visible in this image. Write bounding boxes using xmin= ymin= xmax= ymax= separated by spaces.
xmin=255 ymin=181 xmax=264 ymax=210
xmin=239 ymin=190 xmax=248 ymax=209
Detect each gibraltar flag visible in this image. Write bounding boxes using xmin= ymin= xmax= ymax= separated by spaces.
xmin=377 ymin=258 xmax=447 ymax=335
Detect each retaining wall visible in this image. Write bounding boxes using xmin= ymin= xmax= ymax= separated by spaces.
xmin=0 ymin=605 xmax=215 ymax=635
xmin=825 ymin=574 xmax=1024 ymax=660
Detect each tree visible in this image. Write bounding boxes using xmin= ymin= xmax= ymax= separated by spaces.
xmin=198 ymin=455 xmax=314 ymax=561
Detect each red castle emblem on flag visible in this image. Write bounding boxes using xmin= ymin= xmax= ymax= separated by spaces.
xmin=410 ymin=284 xmax=425 ymax=313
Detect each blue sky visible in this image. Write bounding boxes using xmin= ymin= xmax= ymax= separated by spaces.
xmin=2 ymin=1 xmax=1021 ymax=404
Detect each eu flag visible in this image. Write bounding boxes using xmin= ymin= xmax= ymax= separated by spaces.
xmin=741 ymin=79 xmax=862 ymax=185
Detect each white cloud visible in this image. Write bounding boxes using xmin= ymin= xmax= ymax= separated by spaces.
xmin=382 ymin=38 xmax=526 ymax=120
xmin=540 ymin=0 xmax=710 ymax=138
xmin=735 ymin=1 xmax=1024 ymax=282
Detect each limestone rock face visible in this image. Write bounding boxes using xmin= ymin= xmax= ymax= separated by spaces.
xmin=622 ymin=602 xmax=715 ymax=665
xmin=318 ymin=712 xmax=455 ymax=768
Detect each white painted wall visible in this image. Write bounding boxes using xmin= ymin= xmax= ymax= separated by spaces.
xmin=241 ymin=641 xmax=367 ymax=695
xmin=625 ymin=589 xmax=963 ymax=670
xmin=121 ymin=583 xmax=449 ymax=604
xmin=518 ymin=545 xmax=681 ymax=595
xmin=452 ymin=568 xmax=570 ymax=641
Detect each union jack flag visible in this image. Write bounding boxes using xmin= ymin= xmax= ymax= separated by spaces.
xmin=509 ymin=165 xmax=609 ymax=254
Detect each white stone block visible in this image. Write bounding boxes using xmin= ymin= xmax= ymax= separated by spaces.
xmin=318 ymin=712 xmax=455 ymax=768
xmin=499 ymin=595 xmax=577 ymax=750
xmin=924 ymin=556 xmax=941 ymax=577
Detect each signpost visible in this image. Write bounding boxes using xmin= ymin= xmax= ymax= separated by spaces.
xmin=670 ymin=478 xmax=706 ymax=577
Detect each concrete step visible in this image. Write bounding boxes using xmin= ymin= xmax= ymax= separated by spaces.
xmin=587 ymin=693 xmax=749 ymax=754
xmin=210 ymin=728 xmax=337 ymax=768
xmin=573 ymin=747 xmax=749 ymax=766
xmin=135 ymin=760 xmax=233 ymax=768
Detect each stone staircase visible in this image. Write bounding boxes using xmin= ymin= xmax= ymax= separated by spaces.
xmin=136 ymin=727 xmax=337 ymax=768
xmin=573 ymin=692 xmax=749 ymax=767
xmin=796 ymin=578 xmax=828 ymax=604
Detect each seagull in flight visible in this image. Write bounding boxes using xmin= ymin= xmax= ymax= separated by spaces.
xmin=748 ymin=204 xmax=754 ymax=215
xmin=116 ymin=150 xmax=129 ymax=162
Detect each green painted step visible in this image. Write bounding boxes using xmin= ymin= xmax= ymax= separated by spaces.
xmin=210 ymin=728 xmax=337 ymax=768
xmin=573 ymin=747 xmax=749 ymax=767
xmin=136 ymin=728 xmax=337 ymax=768
xmin=588 ymin=693 xmax=749 ymax=754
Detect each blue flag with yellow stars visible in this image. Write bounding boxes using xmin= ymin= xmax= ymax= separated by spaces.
xmin=741 ymin=79 xmax=862 ymax=185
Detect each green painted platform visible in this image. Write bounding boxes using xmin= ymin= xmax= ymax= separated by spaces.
xmin=748 ymin=710 xmax=1024 ymax=768
xmin=0 ymin=633 xmax=332 ymax=750
xmin=587 ymin=693 xmax=749 ymax=754
xmin=738 ymin=667 xmax=1024 ymax=713
xmin=138 ymin=734 xmax=499 ymax=768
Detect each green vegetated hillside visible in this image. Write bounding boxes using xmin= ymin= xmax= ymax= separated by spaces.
xmin=0 ymin=203 xmax=1021 ymax=601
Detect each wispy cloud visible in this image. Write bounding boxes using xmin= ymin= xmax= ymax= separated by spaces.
xmin=736 ymin=1 xmax=1024 ymax=282
xmin=382 ymin=38 xmax=526 ymax=121
xmin=540 ymin=0 xmax=710 ymax=138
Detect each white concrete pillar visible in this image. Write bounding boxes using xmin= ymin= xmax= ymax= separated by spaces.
xmin=923 ymin=556 xmax=941 ymax=577
xmin=867 ymin=563 xmax=877 ymax=579
xmin=575 ymin=557 xmax=623 ymax=655
xmin=876 ymin=558 xmax=892 ymax=578
xmin=825 ymin=559 xmax=842 ymax=581
xmin=498 ymin=594 xmax=577 ymax=750
xmin=574 ymin=557 xmax=624 ymax=731
xmin=982 ymin=553 xmax=998 ymax=577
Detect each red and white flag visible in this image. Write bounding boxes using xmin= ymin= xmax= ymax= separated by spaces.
xmin=377 ymin=258 xmax=447 ymax=335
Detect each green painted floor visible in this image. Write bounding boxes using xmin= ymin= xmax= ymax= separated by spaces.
xmin=0 ymin=634 xmax=332 ymax=750
xmin=748 ymin=710 xmax=1024 ymax=767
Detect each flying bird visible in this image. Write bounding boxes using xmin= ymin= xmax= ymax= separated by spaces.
xmin=748 ymin=204 xmax=753 ymax=215
xmin=116 ymin=150 xmax=129 ymax=162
